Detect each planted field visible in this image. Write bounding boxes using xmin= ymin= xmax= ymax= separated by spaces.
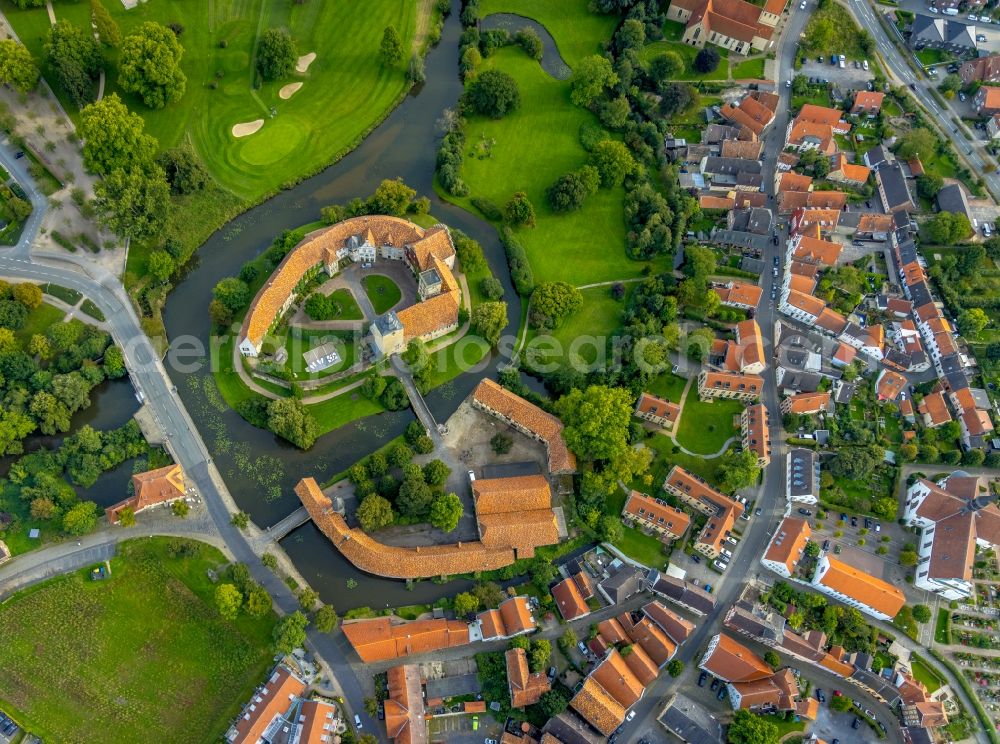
xmin=0 ymin=537 xmax=277 ymax=743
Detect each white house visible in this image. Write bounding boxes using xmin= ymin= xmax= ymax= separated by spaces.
xmin=786 ymin=449 xmax=819 ymax=505
xmin=810 ymin=555 xmax=905 ymax=621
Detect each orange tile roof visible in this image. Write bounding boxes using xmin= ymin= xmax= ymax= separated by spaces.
xmin=714 ymin=280 xmax=762 ymax=308
xmin=979 ymin=86 xmax=1000 ymax=109
xmin=721 ymin=95 xmax=776 ymax=135
xmin=797 ymin=104 xmax=851 ymax=131
xmin=795 ymin=698 xmax=820 ymax=720
xmin=815 ymin=308 xmax=847 ymax=335
xmin=507 ymin=648 xmax=551 ymax=708
xmin=876 ymin=369 xmax=907 ymax=401
xmin=735 ymin=191 xmax=768 ymax=208
xmin=296 ymin=478 xmax=519 ymax=579
xmin=590 ymin=649 xmax=645 ymax=708
xmin=643 ymin=601 xmax=694 ymax=644
xmin=230 ymin=665 xmax=306 ymax=744
xmin=902 ymin=261 xmax=928 ymax=287
xmin=764 ymin=517 xmax=812 ymax=574
xmin=626 ymin=616 xmax=677 ymax=667
xmin=919 ymin=392 xmax=952 ymax=426
xmin=106 ymin=464 xmax=185 ymax=524
xmin=777 ymin=172 xmax=813 ymax=193
xmin=552 ymin=576 xmax=590 ymax=620
xmin=819 ymin=651 xmax=855 ymax=677
xmin=472 ymin=379 xmax=576 ymax=473
xmin=635 ymin=392 xmax=681 ymax=423
xmin=570 ymin=677 xmax=627 ymax=736
xmin=792 ymin=236 xmax=842 ymax=266
xmin=480 ymin=596 xmax=536 ymax=639
xmin=790 ymin=260 xmax=820 ymax=278
xmin=834 ymin=342 xmax=857 ymax=365
xmin=342 ymin=617 xmax=470 ymax=663
xmin=700 ymin=194 xmax=737 ymax=210
xmin=664 ymin=466 xmax=742 ymax=514
xmin=787 ymin=273 xmax=817 ymax=295
xmin=573 ymin=570 xmax=594 ymax=599
xmin=297 ymin=700 xmax=341 ymax=744
xmin=784 ymin=289 xmax=826 ymax=318
xmin=794 ymin=208 xmax=841 ymax=234
xmin=242 ymin=217 xmax=449 ymax=348
xmin=787 ymin=121 xmax=835 ymax=153
xmin=474 ymin=475 xmax=559 ymax=558
xmin=623 ymin=490 xmax=691 ymax=538
xmin=852 ymin=91 xmax=885 ymax=112
xmin=858 ymin=213 xmax=895 ymax=233
xmin=816 ymin=556 xmax=905 ymax=618
xmin=701 ymin=633 xmax=772 ymax=682
xmin=830 ymin=153 xmax=871 ymax=184
xmin=385 ymin=664 xmax=428 ymax=744
xmin=784 ymin=391 xmax=830 ymax=414
xmin=742 ymin=403 xmax=770 ymax=463
xmin=474 ymin=475 xmax=551 ymax=513
xmin=699 ymin=370 xmax=763 ymax=396
xmin=696 ymin=502 xmax=739 ymax=555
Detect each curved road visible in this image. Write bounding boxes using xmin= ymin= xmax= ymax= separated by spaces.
xmin=0 ymin=144 xmax=385 ymax=740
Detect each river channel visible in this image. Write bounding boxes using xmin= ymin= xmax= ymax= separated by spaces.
xmin=160 ymin=0 xmax=542 ymax=609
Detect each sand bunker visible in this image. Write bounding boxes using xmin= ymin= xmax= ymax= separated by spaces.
xmin=279 ymin=82 xmax=303 ymax=100
xmin=232 ymin=119 xmax=264 ymax=138
xmin=296 ymin=52 xmax=317 ymax=73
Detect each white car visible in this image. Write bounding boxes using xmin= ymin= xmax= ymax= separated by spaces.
xmin=929 ymin=5 xmax=939 ymax=11
xmin=713 ymin=560 xmax=728 ymax=571
xmin=786 ymin=79 xmax=792 ymax=88
xmin=800 ymin=0 xmax=806 ymax=7
xmin=969 ymin=14 xmax=979 ymax=21
xmin=626 ymin=711 xmax=637 ymax=722
xmin=862 ymin=59 xmax=869 ymax=70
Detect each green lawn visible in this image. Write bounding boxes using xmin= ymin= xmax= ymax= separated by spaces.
xmin=935 ymin=608 xmax=951 ymax=644
xmin=421 ymin=337 xmax=491 ymax=390
xmin=758 ymin=713 xmax=806 ymax=739
xmin=80 ymin=298 xmax=106 ymax=322
xmin=363 ymin=274 xmax=402 ymax=314
xmin=324 ymin=288 xmax=364 ymax=320
xmin=41 ymin=283 xmax=82 ymax=305
xmin=478 ymin=0 xmax=618 ymax=68
xmin=916 ymin=48 xmax=951 ymax=66
xmin=732 ymin=57 xmax=765 ymax=80
xmin=911 ymin=654 xmax=944 ymax=693
xmin=449 ymin=46 xmax=664 ymax=286
xmin=641 ymin=21 xmax=731 ymax=81
xmin=674 ymin=392 xmax=742 ymax=455
xmin=0 ymin=537 xmax=277 ymax=743
xmin=13 ymin=302 xmax=66 ymax=346
xmin=646 ymin=372 xmax=688 ymax=403
xmin=525 ymin=286 xmax=629 ymax=366
xmin=612 ymin=525 xmax=669 ymax=568
xmin=638 ymin=432 xmax=723 ymax=491
xmin=282 ymin=328 xmax=357 ymax=379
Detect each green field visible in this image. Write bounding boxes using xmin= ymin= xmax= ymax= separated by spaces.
xmin=612 ymin=525 xmax=669 ymax=568
xmin=641 ymin=20 xmax=731 ymax=81
xmin=800 ymin=2 xmax=873 ymax=62
xmin=731 ymin=57 xmax=765 ymax=80
xmin=911 ymin=654 xmax=944 ymax=693
xmin=363 ymin=274 xmax=402 ymax=314
xmin=13 ymin=301 xmax=65 ymax=346
xmin=674 ymin=392 xmax=742 ymax=455
xmin=0 ymin=538 xmax=277 ymax=743
xmin=645 ymin=372 xmax=688 ymax=403
xmin=639 ymin=432 xmax=724 ymax=491
xmin=525 ymin=285 xmax=629 ymax=366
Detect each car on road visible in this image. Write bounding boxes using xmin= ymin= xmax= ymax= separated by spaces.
xmin=473 ymin=716 xmax=479 ymax=731
xmin=833 ymin=690 xmax=842 ymax=697
xmin=910 ymin=83 xmax=916 ymax=89
xmin=354 ymin=714 xmax=363 ymax=730
xmin=800 ymin=0 xmax=806 ymax=7
xmin=626 ymin=711 xmax=636 ymax=722
xmin=786 ymin=79 xmax=792 ymax=88
xmin=797 ymin=508 xmax=812 ymax=516
xmin=755 ymin=507 xmax=762 ymax=516
xmin=13 ymin=151 xmax=23 ymax=159
xmin=816 ymin=689 xmax=826 ymax=702
xmin=698 ymin=671 xmax=708 ymax=686
xmin=822 ymin=539 xmax=831 ymax=551
xmin=774 ymin=255 xmax=779 ymax=265
xmin=773 ymin=235 xmax=779 ymax=245
xmin=485 ymin=739 xmax=497 ymax=744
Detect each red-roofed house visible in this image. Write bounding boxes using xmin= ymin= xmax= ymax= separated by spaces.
xmin=851 ymin=91 xmax=885 ymax=115
xmin=876 ymin=369 xmax=908 ymax=401
xmin=634 ymin=392 xmax=681 ymax=430
xmin=667 ymin=0 xmax=785 ymax=54
xmin=106 ymin=464 xmax=186 ymax=524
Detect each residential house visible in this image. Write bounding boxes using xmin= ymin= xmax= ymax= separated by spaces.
xmin=598 ymin=564 xmax=644 ymax=604
xmin=786 ymin=449 xmax=820 ymax=505
xmin=106 ymin=464 xmax=186 ymax=525
xmin=699 ymin=193 xmax=736 ymax=210
xmin=876 ymin=163 xmax=915 ymax=213
xmin=974 ymin=85 xmax=1000 ymax=115
xmin=717 ymin=319 xmax=766 ymax=374
xmin=781 ymin=391 xmax=830 ymax=415
xmin=697 ymin=370 xmax=763 ymax=401
xmin=570 ymin=649 xmax=647 ymax=737
xmin=341 ymin=617 xmax=470 ymax=662
xmin=714 ymin=280 xmax=763 ymax=309
xmin=936 ymin=183 xmax=973 ymax=222
xmin=647 ymin=570 xmax=717 ymax=616
xmin=472 ymin=379 xmax=576 ymax=474
xmin=854 ymin=213 xmax=895 ymax=241
xmin=665 ymin=0 xmax=786 ymax=54
xmin=875 ymin=369 xmax=908 ymax=401
xmin=700 ymin=157 xmax=763 ymax=188
xmin=918 ymin=391 xmax=952 ymax=428
xmin=988 ymin=113 xmax=1000 ymax=140
xmin=960 ymin=53 xmax=1000 ymax=84
xmin=785 ymin=104 xmax=851 ymax=155
xmin=552 ymin=576 xmax=591 ymax=621
xmin=811 ymin=555 xmax=906 ymax=620
xmin=851 ymin=91 xmax=885 ymax=116
xmin=728 ymin=207 xmax=773 ymax=234
xmin=727 ymin=668 xmax=805 ymax=714
xmin=507 ymin=648 xmax=551 ymax=708
xmin=385 ymin=664 xmax=428 ymax=744
xmin=695 ymin=502 xmax=741 ymax=560
xmin=657 ymin=692 xmax=723 ymax=744
xmin=761 ymin=517 xmax=812 ymax=578
xmin=828 ymin=153 xmax=871 ymax=186
xmin=622 ymin=490 xmax=692 ymax=541
xmin=741 ymin=403 xmax=771 ymax=467
xmin=721 ymin=139 xmax=765 ymax=159
xmin=227 ymin=665 xmax=308 ymax=744
xmin=779 ymin=189 xmax=849 ymax=214
xmin=699 ymin=633 xmax=772 ymax=682
xmin=720 ymin=93 xmax=779 ymax=137
xmin=903 ymin=473 xmax=1000 ymax=600
xmin=864 ymin=144 xmax=893 ymax=171
xmin=634 ymin=392 xmax=681 ymax=430
xmin=789 ymin=234 xmax=842 ymax=266
xmin=790 ymin=208 xmax=841 ymax=237
xmin=478 ymin=596 xmax=537 ymax=640
xmin=908 ymin=15 xmax=978 ymax=53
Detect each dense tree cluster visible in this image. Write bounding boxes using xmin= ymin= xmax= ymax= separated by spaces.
xmin=45 ymin=19 xmax=103 ymax=108
xmin=258 ymin=28 xmax=298 ymax=81
xmin=118 ymin=22 xmax=187 ymax=109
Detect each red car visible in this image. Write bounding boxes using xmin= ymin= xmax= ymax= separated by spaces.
xmin=833 ymin=690 xmax=842 ymax=697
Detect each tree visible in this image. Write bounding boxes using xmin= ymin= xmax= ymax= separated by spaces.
xmin=213 ymin=277 xmax=250 ymax=313
xmin=667 ymin=659 xmax=684 ymax=677
xmin=117 ymin=506 xmax=136 ymax=527
xmin=94 ymin=166 xmax=171 ymax=240
xmin=366 ymin=177 xmax=416 ymax=216
xmin=30 ymin=391 xmax=71 ymax=435
xmin=397 ymin=474 xmax=435 ymax=519
xmin=538 ymin=689 xmax=569 ymax=717
xmin=30 ymin=497 xmax=58 ymax=520
xmin=471 ymin=301 xmax=508 ymax=346
xmin=899 ymin=548 xmax=918 ymax=566
xmin=356 ymin=493 xmax=394 ymax=531
xmin=531 ymin=558 xmax=558 ymax=587
xmin=938 ymin=73 xmax=962 ymax=96
xmin=546 ymin=166 xmax=600 ymax=212
xmin=380 ymin=25 xmax=403 ymax=66
xmin=360 ymin=374 xmax=387 ymax=401
xmin=245 ymin=585 xmax=272 ymax=617
xmin=172 ymin=499 xmax=189 ymax=518
xmin=912 ymin=604 xmax=931 ymax=623
xmin=693 ymin=47 xmax=721 ymax=73
xmin=267 ymin=397 xmax=318 ymax=449
xmin=298 ymin=588 xmax=319 ymax=611
xmin=490 ymin=432 xmax=512 ymax=454
xmin=423 ymin=459 xmax=451 ymax=486
xmin=916 ymin=173 xmax=944 ymax=199
xmin=648 ymin=51 xmax=684 ymax=90
xmin=313 ymin=604 xmax=339 ymax=632
xmin=91 ymin=0 xmax=121 ymax=47
xmin=257 ymin=28 xmax=297 ymax=81
xmin=119 ymin=22 xmax=187 ymax=109
xmin=504 ymin=191 xmax=535 ymax=227
xmin=0 ymin=39 xmax=38 ymax=92
xmin=466 ymin=69 xmax=520 ymax=118
xmin=62 ymin=500 xmax=98 ymax=535
xmin=429 ymin=492 xmax=463 ymax=532
xmin=895 ymin=128 xmax=936 ymax=160
xmin=529 ymin=638 xmax=551 ymax=672
xmin=262 ymin=552 xmax=279 ymax=570
xmin=963 ymin=448 xmax=986 ymax=466
xmin=45 ymin=20 xmax=102 ymax=107
xmin=599 ymin=515 xmax=623 ymax=544
xmin=589 ymin=140 xmax=635 ymax=187
xmin=381 ymin=377 xmax=410 ymax=411
xmin=147 ymin=249 xmax=175 ymax=283
xmin=828 ymin=445 xmax=883 ymax=481
xmin=727 ymin=709 xmax=779 ymax=744
xmin=557 ymin=385 xmax=634 ymax=463
xmin=830 ymin=694 xmax=853 ymax=713
xmin=215 ymin=583 xmax=243 ymax=620
xmin=273 ymin=610 xmax=309 ymax=653
xmin=80 ymin=95 xmax=158 ymax=176
xmin=530 ymin=282 xmax=583 ymax=330
xmin=957 ymin=308 xmax=989 ymax=338
xmin=659 ymin=82 xmax=697 ymax=118
xmin=718 ymin=448 xmax=761 ymax=492
xmin=0 ymin=300 xmax=27 ymax=330
xmin=922 ymin=211 xmax=972 ymax=244
xmin=764 ymin=650 xmax=781 ymax=669
xmin=12 ymin=282 xmax=42 ymax=309
xmin=570 ymin=54 xmax=617 ymax=106
xmin=453 ymin=591 xmax=480 ymax=616
xmin=515 ymin=27 xmax=543 ymax=60
xmin=157 ymin=143 xmax=208 ymax=194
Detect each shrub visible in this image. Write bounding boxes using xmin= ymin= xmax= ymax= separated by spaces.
xmin=693 ymin=47 xmax=720 ymax=73
xmin=465 ymin=69 xmax=520 ymax=118
xmin=498 ymin=226 xmax=534 ymax=295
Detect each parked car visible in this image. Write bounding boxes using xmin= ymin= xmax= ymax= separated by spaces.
xmin=704 ymin=584 xmax=713 ymax=593
xmin=850 ymin=516 xmax=858 ymax=527
xmin=717 ymin=686 xmax=728 ymax=700
xmin=816 ymin=689 xmax=826 ymax=702
xmin=773 ymin=255 xmax=779 ymax=266
xmin=691 ymin=553 xmax=701 ymax=564
xmin=548 ymin=667 xmax=557 ymax=679
xmin=578 ymin=641 xmax=589 ymax=655
xmin=840 ymin=512 xmax=848 ymax=521
xmin=851 ymin=718 xmax=861 ymax=730
xmin=874 ymin=522 xmax=881 ymax=533
xmin=698 ymin=671 xmax=708 ymax=687
xmin=626 ymin=711 xmax=636 ymax=722
xmin=864 ymin=517 xmax=872 ymax=529
xmin=797 ymin=508 xmax=812 ymax=516
xmin=786 ymin=79 xmax=792 ymax=88
xmin=711 ymin=678 xmax=721 ymax=691
xmin=355 ymin=715 xmax=363 ymax=730
xmin=839 ymin=56 xmax=846 ymax=68
xmin=978 ymin=34 xmax=988 ymax=42
xmin=800 ymin=0 xmax=806 ymax=7
xmin=755 ymin=507 xmax=762 ymax=516
xmin=822 ymin=539 xmax=831 ymax=551
xmin=833 ymin=690 xmax=842 ymax=697
xmin=713 ymin=559 xmax=728 ymax=571
xmin=863 ymin=59 xmax=869 ymax=70
xmin=929 ymin=4 xmax=939 ymax=11
xmin=834 ymin=544 xmax=842 ymax=554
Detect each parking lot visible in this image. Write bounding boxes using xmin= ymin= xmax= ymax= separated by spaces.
xmin=428 ymin=713 xmax=501 ymax=743
xmin=798 ymin=58 xmax=875 ymax=88
xmin=809 ymin=696 xmax=881 ymax=744
xmin=0 ymin=711 xmax=19 ymax=744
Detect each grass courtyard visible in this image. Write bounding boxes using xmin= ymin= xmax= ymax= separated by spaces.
xmin=674 ymin=392 xmax=742 ymax=455
xmin=363 ymin=274 xmax=403 ymax=314
xmin=0 ymin=538 xmax=277 ymax=743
